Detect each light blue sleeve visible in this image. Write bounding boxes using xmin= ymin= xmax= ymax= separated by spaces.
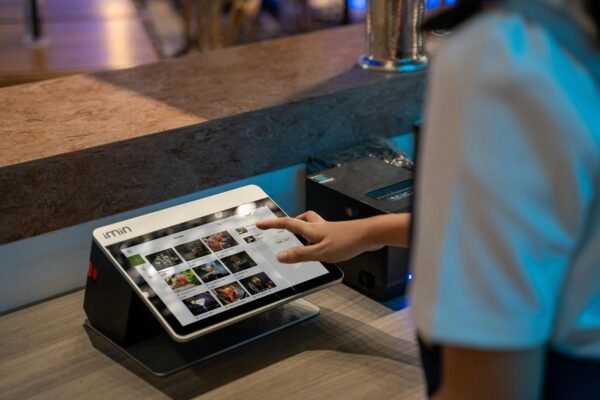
xmin=411 ymin=12 xmax=598 ymax=349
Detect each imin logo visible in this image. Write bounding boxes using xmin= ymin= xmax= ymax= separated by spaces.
xmin=103 ymin=226 xmax=132 ymax=239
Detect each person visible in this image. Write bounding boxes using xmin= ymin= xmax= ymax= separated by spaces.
xmin=257 ymin=0 xmax=600 ymax=398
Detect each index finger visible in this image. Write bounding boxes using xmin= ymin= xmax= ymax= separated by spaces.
xmin=256 ymin=217 xmax=311 ymax=236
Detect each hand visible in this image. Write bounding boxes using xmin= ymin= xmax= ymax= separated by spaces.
xmin=256 ymin=211 xmax=411 ymax=264
xmin=256 ymin=211 xmax=375 ymax=263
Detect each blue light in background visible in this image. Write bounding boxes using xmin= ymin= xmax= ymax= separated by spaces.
xmin=408 ymin=273 xmax=413 ymax=281
xmin=426 ymin=0 xmax=441 ymax=10
xmin=348 ymin=0 xmax=367 ymax=11
xmin=349 ymin=0 xmax=454 ymax=13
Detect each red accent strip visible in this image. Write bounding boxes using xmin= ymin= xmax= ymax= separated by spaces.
xmin=87 ymin=262 xmax=97 ymax=281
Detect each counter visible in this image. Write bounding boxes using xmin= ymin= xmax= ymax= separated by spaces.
xmin=0 ymin=23 xmax=429 ymax=398
xmin=0 ymin=24 xmax=425 ymax=244
xmin=0 ymin=25 xmax=425 ymax=400
xmin=0 ymin=284 xmax=425 ymax=399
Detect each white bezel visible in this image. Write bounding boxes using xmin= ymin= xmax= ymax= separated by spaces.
xmin=92 ymin=185 xmax=341 ymax=342
xmin=94 ymin=185 xmax=268 ymax=247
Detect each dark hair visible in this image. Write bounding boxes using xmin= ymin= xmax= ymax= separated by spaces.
xmin=423 ymin=0 xmax=600 ymax=44
xmin=585 ymin=0 xmax=600 ymax=41
xmin=421 ymin=0 xmax=484 ymax=31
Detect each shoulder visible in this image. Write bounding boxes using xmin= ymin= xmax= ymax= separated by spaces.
xmin=429 ymin=7 xmax=600 ymax=150
xmin=434 ymin=10 xmax=555 ymax=92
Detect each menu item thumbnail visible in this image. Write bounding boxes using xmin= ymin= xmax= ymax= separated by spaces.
xmin=240 ymin=272 xmax=276 ymax=295
xmin=235 ymin=227 xmax=248 ymax=235
xmin=192 ymin=260 xmax=230 ymax=283
xmin=202 ymin=231 xmax=238 ymax=252
xmin=243 ymin=236 xmax=256 ymax=244
xmin=147 ymin=248 xmax=183 ymax=271
xmin=182 ymin=292 xmax=221 ymax=316
xmin=127 ymin=254 xmax=146 ymax=267
xmin=175 ymin=239 xmax=211 ymax=261
xmin=213 ymin=282 xmax=248 ymax=305
xmin=164 ymin=269 xmax=202 ymax=293
xmin=220 ymin=251 xmax=257 ymax=273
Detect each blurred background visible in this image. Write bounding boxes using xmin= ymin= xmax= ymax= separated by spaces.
xmin=0 ymin=0 xmax=447 ymax=87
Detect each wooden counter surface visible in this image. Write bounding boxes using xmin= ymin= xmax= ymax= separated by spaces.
xmin=0 ymin=284 xmax=425 ymax=400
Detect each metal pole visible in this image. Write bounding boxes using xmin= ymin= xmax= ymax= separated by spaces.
xmin=24 ymin=0 xmax=44 ymax=42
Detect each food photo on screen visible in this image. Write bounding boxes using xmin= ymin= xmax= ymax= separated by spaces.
xmin=192 ymin=260 xmax=231 ymax=283
xmin=202 ymin=231 xmax=239 ymax=252
xmin=175 ymin=239 xmax=211 ymax=261
xmin=240 ymin=272 xmax=276 ymax=295
xmin=182 ymin=292 xmax=221 ymax=316
xmin=243 ymin=236 xmax=257 ymax=244
xmin=220 ymin=251 xmax=257 ymax=273
xmin=164 ymin=269 xmax=202 ymax=293
xmin=235 ymin=227 xmax=248 ymax=235
xmin=213 ymin=282 xmax=249 ymax=305
xmin=146 ymin=248 xmax=183 ymax=271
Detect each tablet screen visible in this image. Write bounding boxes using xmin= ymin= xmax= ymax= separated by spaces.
xmin=105 ymin=197 xmax=330 ymax=329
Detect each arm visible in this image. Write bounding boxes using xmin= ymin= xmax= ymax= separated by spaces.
xmin=434 ymin=346 xmax=545 ymax=400
xmin=256 ymin=211 xmax=411 ymax=264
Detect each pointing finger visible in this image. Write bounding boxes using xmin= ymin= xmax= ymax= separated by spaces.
xmin=256 ymin=217 xmax=312 ymax=236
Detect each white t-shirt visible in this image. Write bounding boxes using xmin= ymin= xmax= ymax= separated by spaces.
xmin=411 ymin=7 xmax=600 ymax=359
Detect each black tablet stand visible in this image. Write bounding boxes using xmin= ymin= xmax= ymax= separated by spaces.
xmin=83 ymin=242 xmax=319 ymax=376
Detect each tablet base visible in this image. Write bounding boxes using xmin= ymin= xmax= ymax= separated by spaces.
xmin=84 ymin=298 xmax=319 ymax=376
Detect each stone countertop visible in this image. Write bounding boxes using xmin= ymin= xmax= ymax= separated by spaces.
xmin=0 ymin=24 xmax=426 ymax=243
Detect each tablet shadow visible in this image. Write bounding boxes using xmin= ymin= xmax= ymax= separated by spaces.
xmin=85 ymin=305 xmax=421 ymax=400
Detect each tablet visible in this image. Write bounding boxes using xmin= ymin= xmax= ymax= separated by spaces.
xmin=93 ymin=185 xmax=343 ymax=342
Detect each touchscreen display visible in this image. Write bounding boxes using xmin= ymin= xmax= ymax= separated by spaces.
xmin=106 ymin=198 xmax=328 ymax=327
